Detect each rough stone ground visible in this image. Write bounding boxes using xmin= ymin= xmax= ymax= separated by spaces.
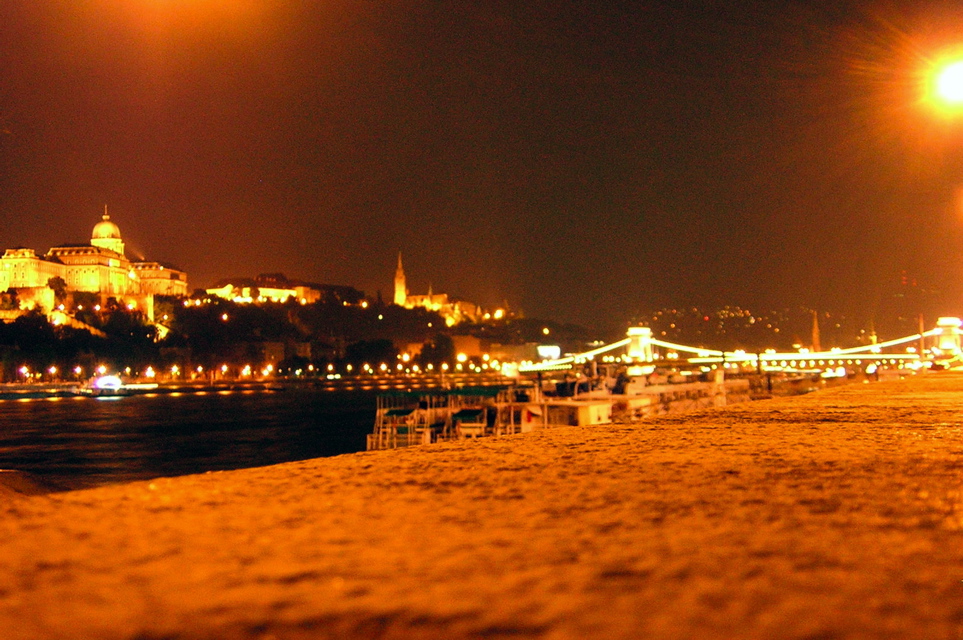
xmin=4 ymin=373 xmax=963 ymax=640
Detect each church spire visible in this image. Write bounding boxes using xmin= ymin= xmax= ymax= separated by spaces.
xmin=393 ymin=251 xmax=407 ymax=306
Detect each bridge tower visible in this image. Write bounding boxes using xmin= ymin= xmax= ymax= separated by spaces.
xmin=936 ymin=317 xmax=963 ymax=354
xmin=626 ymin=326 xmax=654 ymax=362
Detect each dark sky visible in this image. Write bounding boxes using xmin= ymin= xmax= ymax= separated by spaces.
xmin=3 ymin=0 xmax=963 ymax=334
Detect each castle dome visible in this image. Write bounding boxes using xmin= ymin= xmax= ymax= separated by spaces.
xmin=92 ymin=213 xmax=121 ymax=240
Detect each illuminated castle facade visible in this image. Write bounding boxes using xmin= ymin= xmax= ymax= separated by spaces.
xmin=0 ymin=211 xmax=189 ymax=306
xmin=393 ymin=252 xmax=480 ymax=326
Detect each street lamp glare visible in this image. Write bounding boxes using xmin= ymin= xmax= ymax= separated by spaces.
xmin=936 ymin=60 xmax=963 ymax=105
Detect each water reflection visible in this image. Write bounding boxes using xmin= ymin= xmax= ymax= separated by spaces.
xmin=0 ymin=388 xmax=377 ymax=491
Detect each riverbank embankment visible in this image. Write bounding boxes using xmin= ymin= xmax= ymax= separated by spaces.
xmin=3 ymin=373 xmax=963 ymax=639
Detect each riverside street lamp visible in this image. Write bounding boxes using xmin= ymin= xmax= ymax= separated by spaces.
xmin=936 ymin=60 xmax=963 ymax=106
xmin=926 ymin=54 xmax=963 ymax=115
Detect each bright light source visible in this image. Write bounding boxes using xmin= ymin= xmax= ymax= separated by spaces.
xmin=93 ymin=375 xmax=123 ymax=390
xmin=936 ymin=60 xmax=963 ymax=105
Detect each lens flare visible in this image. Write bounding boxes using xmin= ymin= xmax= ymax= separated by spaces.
xmin=936 ymin=60 xmax=963 ymax=106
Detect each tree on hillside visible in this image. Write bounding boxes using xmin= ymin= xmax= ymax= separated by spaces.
xmin=344 ymin=339 xmax=397 ymax=367
xmin=46 ymin=276 xmax=67 ymax=306
xmin=417 ymin=333 xmax=455 ymax=367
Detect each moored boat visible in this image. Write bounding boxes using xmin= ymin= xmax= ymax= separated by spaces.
xmin=366 ymin=384 xmax=543 ymax=450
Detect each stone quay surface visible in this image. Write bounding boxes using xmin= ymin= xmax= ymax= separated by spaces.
xmin=4 ymin=373 xmax=963 ymax=639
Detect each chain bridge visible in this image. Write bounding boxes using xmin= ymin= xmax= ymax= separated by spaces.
xmin=520 ymin=317 xmax=963 ymax=374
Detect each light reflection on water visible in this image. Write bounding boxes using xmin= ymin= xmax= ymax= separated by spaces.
xmin=0 ymin=388 xmax=377 ymax=491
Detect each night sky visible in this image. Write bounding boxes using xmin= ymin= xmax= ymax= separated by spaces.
xmin=3 ymin=1 xmax=963 ymax=335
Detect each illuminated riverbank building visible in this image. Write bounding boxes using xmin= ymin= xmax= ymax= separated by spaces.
xmin=393 ymin=252 xmax=481 ymax=326
xmin=0 ymin=211 xmax=188 ymax=309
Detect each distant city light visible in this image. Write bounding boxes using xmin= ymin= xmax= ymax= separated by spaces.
xmin=536 ymin=345 xmax=561 ymax=360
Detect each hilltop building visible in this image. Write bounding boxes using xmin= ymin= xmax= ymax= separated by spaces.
xmin=392 ymin=252 xmax=481 ymax=326
xmin=206 ymin=273 xmax=365 ymax=306
xmin=0 ymin=211 xmax=188 ymax=311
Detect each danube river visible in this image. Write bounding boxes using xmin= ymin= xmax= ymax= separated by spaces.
xmin=0 ymin=387 xmax=379 ymax=491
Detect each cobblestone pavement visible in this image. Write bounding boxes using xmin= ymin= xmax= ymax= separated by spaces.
xmin=4 ymin=373 xmax=963 ymax=639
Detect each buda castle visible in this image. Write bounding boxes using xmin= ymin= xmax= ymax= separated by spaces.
xmin=0 ymin=210 xmax=188 ymax=311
